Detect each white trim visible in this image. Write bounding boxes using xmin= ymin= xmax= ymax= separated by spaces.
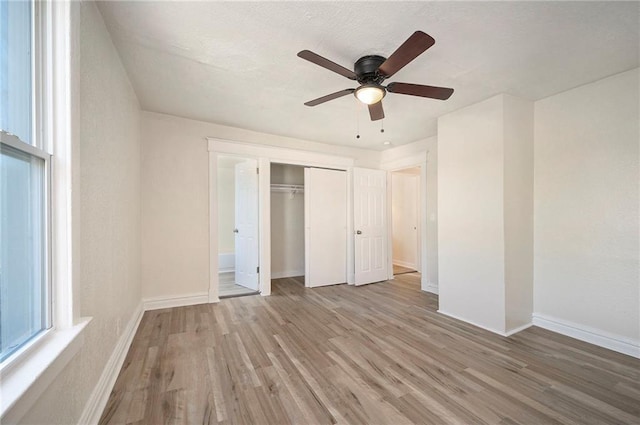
xmin=437 ymin=309 xmax=520 ymax=337
xmin=271 ymin=270 xmax=305 ymax=279
xmin=532 ymin=313 xmax=640 ymax=358
xmin=0 ymin=131 xmax=50 ymax=159
xmin=380 ymin=155 xmax=426 ymax=172
xmin=0 ymin=319 xmax=90 ymax=423
xmin=424 ymin=283 xmax=439 ymax=295
xmin=504 ymin=322 xmax=533 ymax=337
xmin=143 ymin=292 xmax=210 ymax=311
xmin=78 ymin=304 xmax=143 ymax=425
xmin=207 ymin=138 xmax=353 ymax=168
xmin=258 ymin=157 xmax=271 ymax=296
xmin=208 ymin=147 xmax=220 ymax=303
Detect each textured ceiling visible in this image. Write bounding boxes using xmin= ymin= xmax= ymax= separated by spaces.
xmin=97 ymin=1 xmax=639 ymax=150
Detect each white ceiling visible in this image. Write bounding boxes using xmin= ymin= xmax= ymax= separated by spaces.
xmin=97 ymin=1 xmax=639 ymax=150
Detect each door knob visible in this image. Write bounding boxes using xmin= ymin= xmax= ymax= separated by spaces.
xmin=233 ymin=229 xmax=239 ymax=233
xmin=356 ymin=230 xmax=362 ymax=235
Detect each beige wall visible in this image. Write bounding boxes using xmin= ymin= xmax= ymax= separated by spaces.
xmin=141 ymin=112 xmax=378 ymax=300
xmin=21 ymin=2 xmax=142 ymax=423
xmin=534 ymin=68 xmax=639 ymax=342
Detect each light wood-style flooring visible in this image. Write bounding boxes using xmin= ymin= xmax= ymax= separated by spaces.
xmin=100 ymin=274 xmax=640 ymax=425
xmin=393 ymin=264 xmax=417 ymax=275
xmin=219 ymin=272 xmax=259 ymax=298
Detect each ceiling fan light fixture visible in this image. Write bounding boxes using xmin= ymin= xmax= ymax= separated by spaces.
xmin=355 ymin=85 xmax=385 ymax=105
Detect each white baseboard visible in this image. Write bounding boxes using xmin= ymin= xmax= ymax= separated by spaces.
xmin=78 ymin=303 xmax=144 ymax=425
xmin=393 ymin=260 xmax=416 ymax=270
xmin=504 ymin=322 xmax=533 ymax=337
xmin=271 ymin=269 xmax=305 ymax=279
xmin=532 ymin=313 xmax=640 ymax=358
xmin=438 ymin=309 xmax=506 ymax=335
xmin=437 ymin=309 xmax=532 ymax=337
xmin=143 ymin=292 xmax=209 ymax=311
xmin=219 ymin=252 xmax=235 ymax=273
xmin=424 ymin=283 xmax=439 ymax=295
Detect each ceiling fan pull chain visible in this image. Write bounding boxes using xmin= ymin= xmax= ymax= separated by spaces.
xmin=355 ymin=99 xmax=361 ymax=139
xmin=380 ymin=119 xmax=385 ymax=133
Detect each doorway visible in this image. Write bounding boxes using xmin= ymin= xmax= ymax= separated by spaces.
xmin=270 ymin=163 xmax=305 ymax=285
xmin=217 ymin=155 xmax=260 ymax=298
xmin=270 ymin=163 xmax=348 ymax=290
xmin=391 ymin=167 xmax=421 ymax=276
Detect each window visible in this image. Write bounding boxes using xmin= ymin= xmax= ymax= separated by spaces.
xmin=0 ymin=0 xmax=51 ymax=364
xmin=0 ymin=1 xmax=86 ymax=421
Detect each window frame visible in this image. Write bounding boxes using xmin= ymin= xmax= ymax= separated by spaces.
xmin=0 ymin=131 xmax=53 ymax=367
xmin=0 ymin=0 xmax=53 ymax=371
xmin=0 ymin=1 xmax=89 ymax=422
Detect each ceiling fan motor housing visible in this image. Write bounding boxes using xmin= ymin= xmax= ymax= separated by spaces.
xmin=354 ymin=55 xmax=387 ymax=85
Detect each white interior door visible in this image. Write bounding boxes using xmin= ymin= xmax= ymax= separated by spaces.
xmin=305 ymin=168 xmax=347 ymax=287
xmin=354 ymin=167 xmax=388 ymax=285
xmin=235 ymin=160 xmax=259 ymax=291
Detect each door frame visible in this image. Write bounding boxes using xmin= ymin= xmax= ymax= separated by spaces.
xmin=208 ymin=138 xmax=355 ymax=302
xmin=209 ymin=151 xmax=263 ymax=302
xmin=390 ymin=168 xmax=421 ymax=273
xmin=380 ymin=153 xmax=430 ymax=293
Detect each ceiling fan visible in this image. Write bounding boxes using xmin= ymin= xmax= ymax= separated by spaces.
xmin=298 ymin=31 xmax=454 ymax=121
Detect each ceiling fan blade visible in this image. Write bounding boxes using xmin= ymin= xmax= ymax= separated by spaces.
xmin=298 ymin=50 xmax=357 ymax=80
xmin=387 ymin=82 xmax=454 ymax=100
xmin=368 ymin=101 xmax=384 ymax=121
xmin=378 ymin=31 xmax=435 ymax=78
xmin=304 ymin=89 xmax=355 ymax=107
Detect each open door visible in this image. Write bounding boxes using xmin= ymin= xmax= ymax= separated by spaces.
xmin=305 ymin=167 xmax=347 ymax=287
xmin=353 ymin=167 xmax=388 ymax=285
xmin=234 ymin=160 xmax=259 ymax=291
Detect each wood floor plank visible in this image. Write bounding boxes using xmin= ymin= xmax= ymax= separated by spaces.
xmin=100 ymin=274 xmax=640 ymax=425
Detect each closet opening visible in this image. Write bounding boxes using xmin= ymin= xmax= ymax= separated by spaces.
xmin=270 ymin=163 xmax=306 ymax=289
xmin=270 ymin=163 xmax=348 ymax=292
xmin=391 ymin=166 xmax=421 ymax=277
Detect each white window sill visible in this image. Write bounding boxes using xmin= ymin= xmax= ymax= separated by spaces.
xmin=0 ymin=317 xmax=91 ymax=423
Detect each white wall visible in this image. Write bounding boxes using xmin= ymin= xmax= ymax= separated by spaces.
xmin=438 ymin=94 xmax=534 ymax=334
xmin=438 ymin=95 xmax=507 ymax=332
xmin=534 ymin=68 xmax=639 ymax=344
xmin=142 ymin=112 xmax=378 ymax=300
xmin=391 ymin=171 xmax=419 ymax=270
xmin=270 ymin=164 xmax=305 ymax=278
xmin=20 ymin=2 xmax=142 ymax=423
xmin=504 ymin=95 xmax=534 ymax=331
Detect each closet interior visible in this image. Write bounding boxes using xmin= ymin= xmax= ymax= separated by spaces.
xmin=270 ymin=163 xmax=305 ymax=285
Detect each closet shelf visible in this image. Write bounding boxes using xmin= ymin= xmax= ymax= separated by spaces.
xmin=270 ymin=183 xmax=304 ymax=194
